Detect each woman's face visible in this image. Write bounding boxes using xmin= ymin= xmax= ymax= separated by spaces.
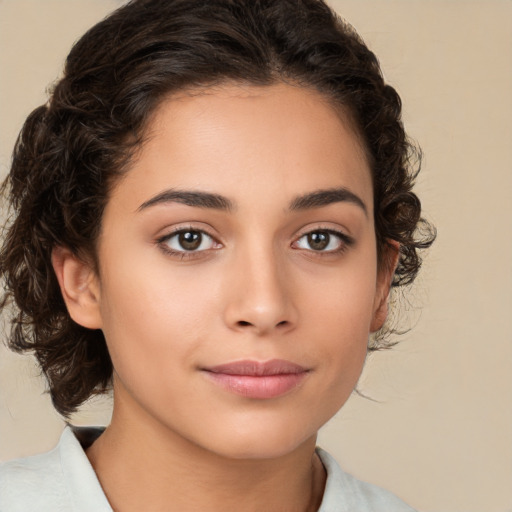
xmin=83 ymin=83 xmax=392 ymax=458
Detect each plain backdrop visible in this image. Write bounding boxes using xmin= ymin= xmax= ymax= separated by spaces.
xmin=0 ymin=1 xmax=511 ymax=511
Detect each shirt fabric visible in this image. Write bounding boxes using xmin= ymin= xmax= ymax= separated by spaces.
xmin=0 ymin=426 xmax=415 ymax=511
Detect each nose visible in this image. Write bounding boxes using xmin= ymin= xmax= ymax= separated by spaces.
xmin=222 ymin=244 xmax=298 ymax=336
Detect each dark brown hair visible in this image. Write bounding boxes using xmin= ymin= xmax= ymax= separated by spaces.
xmin=0 ymin=0 xmax=435 ymax=416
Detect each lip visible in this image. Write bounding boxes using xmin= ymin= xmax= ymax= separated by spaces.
xmin=202 ymin=359 xmax=310 ymax=399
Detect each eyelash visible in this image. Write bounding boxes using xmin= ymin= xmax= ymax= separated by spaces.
xmin=156 ymin=226 xmax=354 ymax=260
xmin=292 ymin=228 xmax=354 ymax=255
xmin=156 ymin=226 xmax=221 ymax=260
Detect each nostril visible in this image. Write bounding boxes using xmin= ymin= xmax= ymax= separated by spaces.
xmin=237 ymin=320 xmax=288 ymax=328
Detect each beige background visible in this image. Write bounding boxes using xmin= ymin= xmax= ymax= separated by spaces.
xmin=1 ymin=1 xmax=511 ymax=511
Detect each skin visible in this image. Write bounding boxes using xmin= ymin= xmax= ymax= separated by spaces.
xmin=53 ymin=82 xmax=396 ymax=512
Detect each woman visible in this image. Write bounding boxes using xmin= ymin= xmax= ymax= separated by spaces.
xmin=0 ymin=0 xmax=434 ymax=510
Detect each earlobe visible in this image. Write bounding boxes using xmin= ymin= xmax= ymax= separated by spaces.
xmin=51 ymin=246 xmax=102 ymax=329
xmin=370 ymin=240 xmax=400 ymax=332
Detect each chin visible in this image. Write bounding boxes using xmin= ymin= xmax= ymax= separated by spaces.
xmin=210 ymin=438 xmax=313 ymax=461
xmin=194 ymin=417 xmax=319 ymax=461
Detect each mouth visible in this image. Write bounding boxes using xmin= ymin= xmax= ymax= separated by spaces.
xmin=201 ymin=359 xmax=311 ymax=399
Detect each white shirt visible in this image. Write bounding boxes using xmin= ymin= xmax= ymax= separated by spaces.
xmin=0 ymin=427 xmax=415 ymax=511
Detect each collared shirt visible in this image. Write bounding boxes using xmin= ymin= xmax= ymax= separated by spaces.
xmin=0 ymin=427 xmax=415 ymax=511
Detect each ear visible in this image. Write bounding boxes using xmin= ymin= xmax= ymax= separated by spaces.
xmin=51 ymin=246 xmax=103 ymax=329
xmin=370 ymin=240 xmax=400 ymax=332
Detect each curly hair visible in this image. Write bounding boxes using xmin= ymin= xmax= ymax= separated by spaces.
xmin=0 ymin=0 xmax=435 ymax=416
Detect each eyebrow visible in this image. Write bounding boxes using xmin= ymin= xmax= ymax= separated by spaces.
xmin=138 ymin=189 xmax=234 ymax=211
xmin=137 ymin=186 xmax=367 ymax=216
xmin=289 ymin=187 xmax=368 ymax=216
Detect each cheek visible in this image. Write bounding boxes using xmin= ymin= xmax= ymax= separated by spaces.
xmin=302 ymin=253 xmax=378 ymax=340
xmin=299 ymin=250 xmax=378 ymax=381
xmin=97 ymin=254 xmax=222 ymax=391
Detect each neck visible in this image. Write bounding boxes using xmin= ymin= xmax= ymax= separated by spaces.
xmin=86 ymin=390 xmax=326 ymax=512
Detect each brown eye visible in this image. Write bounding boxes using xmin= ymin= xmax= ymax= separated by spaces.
xmin=307 ymin=232 xmax=330 ymax=251
xmin=161 ymin=229 xmax=218 ymax=253
xmin=294 ymin=229 xmax=351 ymax=253
xmin=178 ymin=231 xmax=202 ymax=250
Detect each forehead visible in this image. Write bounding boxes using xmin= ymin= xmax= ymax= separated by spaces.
xmin=109 ymin=82 xmax=373 ymax=214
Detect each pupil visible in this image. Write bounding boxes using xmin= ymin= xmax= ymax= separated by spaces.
xmin=308 ymin=232 xmax=329 ymax=250
xmin=179 ymin=231 xmax=201 ymax=250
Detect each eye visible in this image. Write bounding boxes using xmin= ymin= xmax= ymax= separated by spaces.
xmin=293 ymin=229 xmax=352 ymax=252
xmin=159 ymin=229 xmax=219 ymax=253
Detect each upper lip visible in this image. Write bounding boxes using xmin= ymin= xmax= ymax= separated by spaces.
xmin=204 ymin=359 xmax=309 ymax=376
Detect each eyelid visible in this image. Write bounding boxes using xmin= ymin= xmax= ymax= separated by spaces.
xmin=292 ymin=226 xmax=355 ymax=253
xmin=155 ymin=225 xmax=223 ymax=258
xmin=154 ymin=223 xmax=354 ymax=260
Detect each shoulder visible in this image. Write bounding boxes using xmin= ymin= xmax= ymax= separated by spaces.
xmin=0 ymin=426 xmax=111 ymax=512
xmin=0 ymin=437 xmax=70 ymax=512
xmin=317 ymin=448 xmax=417 ymax=512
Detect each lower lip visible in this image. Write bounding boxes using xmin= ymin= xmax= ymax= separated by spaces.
xmin=204 ymin=372 xmax=308 ymax=399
